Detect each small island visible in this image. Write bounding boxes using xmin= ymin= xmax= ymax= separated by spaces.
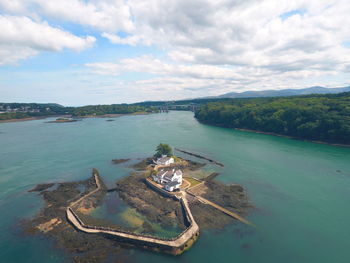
xmin=46 ymin=117 xmax=79 ymax=123
xmin=24 ymin=144 xmax=252 ymax=263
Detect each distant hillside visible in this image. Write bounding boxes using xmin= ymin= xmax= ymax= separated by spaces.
xmin=211 ymin=86 xmax=350 ymax=99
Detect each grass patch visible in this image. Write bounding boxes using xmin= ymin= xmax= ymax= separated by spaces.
xmin=184 ymin=177 xmax=202 ymax=187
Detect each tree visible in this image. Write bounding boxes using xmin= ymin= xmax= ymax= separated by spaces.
xmin=194 ymin=92 xmax=350 ymax=144
xmin=155 ymin=143 xmax=173 ymax=158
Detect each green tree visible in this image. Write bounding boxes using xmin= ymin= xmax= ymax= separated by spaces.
xmin=194 ymin=92 xmax=350 ymax=145
xmin=155 ymin=143 xmax=173 ymax=158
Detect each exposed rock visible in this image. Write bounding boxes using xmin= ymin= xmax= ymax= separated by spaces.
xmin=189 ymin=200 xmax=234 ymax=229
xmin=23 ymin=172 xmax=121 ymax=263
xmin=111 ymin=158 xmax=130 ymax=164
xmin=28 ymin=183 xmax=54 ymax=192
xmin=115 ymin=174 xmax=187 ymax=230
xmin=203 ymin=181 xmax=250 ymax=213
xmin=46 ymin=118 xmax=79 ymax=123
xmin=129 ymin=158 xmax=153 ymax=171
xmin=37 ymin=218 xmax=62 ymax=233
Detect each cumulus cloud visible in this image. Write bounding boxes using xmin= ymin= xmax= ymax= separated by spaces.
xmin=86 ymin=55 xmax=245 ymax=79
xmin=32 ymin=0 xmax=133 ymax=32
xmin=86 ymin=55 xmax=321 ymax=96
xmin=102 ymin=33 xmax=140 ymax=46
xmin=83 ymin=0 xmax=350 ymax=96
xmin=1 ymin=0 xmax=350 ymax=100
xmin=0 ymin=0 xmax=27 ymax=13
xmin=0 ymin=15 xmax=95 ymax=65
xmin=0 ymin=0 xmax=134 ymax=32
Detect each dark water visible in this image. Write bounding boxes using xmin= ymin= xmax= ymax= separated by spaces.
xmin=0 ymin=111 xmax=349 ymax=263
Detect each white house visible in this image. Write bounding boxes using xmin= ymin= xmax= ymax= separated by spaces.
xmin=152 ymin=168 xmax=183 ymax=192
xmin=155 ymin=155 xmax=174 ymax=166
xmin=165 ymin=180 xmax=181 ymax=192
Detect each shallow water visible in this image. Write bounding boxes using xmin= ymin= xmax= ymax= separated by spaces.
xmin=0 ymin=111 xmax=349 ymax=263
xmin=89 ymin=191 xmax=183 ymax=238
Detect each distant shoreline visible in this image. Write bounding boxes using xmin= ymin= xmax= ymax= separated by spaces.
xmin=0 ymin=112 xmax=151 ymax=124
xmin=0 ymin=116 xmax=47 ymax=123
xmin=78 ymin=112 xmax=151 ymax=119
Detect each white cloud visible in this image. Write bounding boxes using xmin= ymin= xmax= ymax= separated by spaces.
xmin=102 ymin=33 xmax=140 ymax=46
xmin=126 ymin=1 xmax=350 ymax=67
xmin=1 ymin=0 xmax=350 ymax=102
xmin=85 ymin=62 xmax=120 ymax=76
xmin=0 ymin=0 xmax=134 ymax=32
xmin=88 ymin=0 xmax=350 ymax=97
xmin=0 ymin=15 xmax=95 ymax=65
xmin=0 ymin=45 xmax=38 ymax=65
xmin=86 ymin=54 xmax=336 ymax=97
xmin=33 ymin=0 xmax=133 ymax=32
xmin=0 ymin=0 xmax=27 ymax=13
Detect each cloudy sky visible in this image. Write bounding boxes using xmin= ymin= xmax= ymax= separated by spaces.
xmin=0 ymin=0 xmax=350 ymax=105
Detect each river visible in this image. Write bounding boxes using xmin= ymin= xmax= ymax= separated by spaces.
xmin=0 ymin=111 xmax=349 ymax=263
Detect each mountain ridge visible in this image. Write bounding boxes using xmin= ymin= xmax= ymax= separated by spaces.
xmin=204 ymin=86 xmax=350 ymax=99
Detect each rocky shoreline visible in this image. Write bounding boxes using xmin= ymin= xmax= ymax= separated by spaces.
xmin=23 ymin=172 xmax=122 ymax=263
xmin=46 ymin=118 xmax=79 ymax=123
xmin=23 ymin=157 xmax=251 ymax=262
xmin=0 ymin=112 xmax=151 ymax=124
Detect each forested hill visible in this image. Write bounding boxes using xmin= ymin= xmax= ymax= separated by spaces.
xmin=0 ymin=103 xmax=157 ymax=121
xmin=194 ymin=92 xmax=350 ymax=145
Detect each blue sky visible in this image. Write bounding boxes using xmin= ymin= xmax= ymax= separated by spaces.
xmin=0 ymin=0 xmax=349 ymax=105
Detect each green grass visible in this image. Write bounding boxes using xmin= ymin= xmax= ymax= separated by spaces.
xmin=184 ymin=177 xmax=201 ymax=187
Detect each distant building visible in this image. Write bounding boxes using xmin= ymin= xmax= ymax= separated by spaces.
xmin=152 ymin=168 xmax=183 ymax=192
xmin=155 ymin=155 xmax=174 ymax=166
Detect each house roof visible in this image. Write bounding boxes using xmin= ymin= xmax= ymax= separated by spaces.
xmin=157 ymin=156 xmax=172 ymax=163
xmin=157 ymin=169 xmax=182 ymax=181
xmin=166 ymin=180 xmax=181 ymax=187
xmin=163 ymin=171 xmax=175 ymax=181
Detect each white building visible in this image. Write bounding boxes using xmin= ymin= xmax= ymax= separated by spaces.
xmin=152 ymin=168 xmax=183 ymax=192
xmin=155 ymin=155 xmax=174 ymax=166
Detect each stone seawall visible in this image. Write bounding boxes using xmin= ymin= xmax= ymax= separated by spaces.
xmin=66 ymin=172 xmax=199 ymax=255
xmin=144 ymin=177 xmax=178 ymax=199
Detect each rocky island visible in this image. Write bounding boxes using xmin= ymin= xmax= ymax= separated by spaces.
xmin=24 ymin=145 xmax=252 ymax=263
xmin=46 ymin=117 xmax=79 ymax=123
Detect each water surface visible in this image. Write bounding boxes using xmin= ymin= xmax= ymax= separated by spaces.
xmin=0 ymin=111 xmax=349 ymax=263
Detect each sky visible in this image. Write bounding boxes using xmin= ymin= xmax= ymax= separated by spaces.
xmin=0 ymin=0 xmax=350 ymax=106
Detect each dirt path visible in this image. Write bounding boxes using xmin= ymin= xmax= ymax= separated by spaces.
xmin=195 ymin=195 xmax=255 ymax=227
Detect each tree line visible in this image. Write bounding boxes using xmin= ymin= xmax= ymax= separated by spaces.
xmin=0 ymin=103 xmax=158 ymax=120
xmin=194 ymin=92 xmax=350 ymax=145
xmin=70 ymin=104 xmax=157 ymax=116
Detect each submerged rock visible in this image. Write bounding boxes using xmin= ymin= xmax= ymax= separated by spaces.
xmin=111 ymin=158 xmax=130 ymax=164
xmin=28 ymin=183 xmax=54 ymax=192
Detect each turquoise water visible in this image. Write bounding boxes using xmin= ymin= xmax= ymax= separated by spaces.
xmin=0 ymin=111 xmax=349 ymax=263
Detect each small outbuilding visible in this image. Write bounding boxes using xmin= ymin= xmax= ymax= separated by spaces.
xmin=155 ymin=155 xmax=174 ymax=166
